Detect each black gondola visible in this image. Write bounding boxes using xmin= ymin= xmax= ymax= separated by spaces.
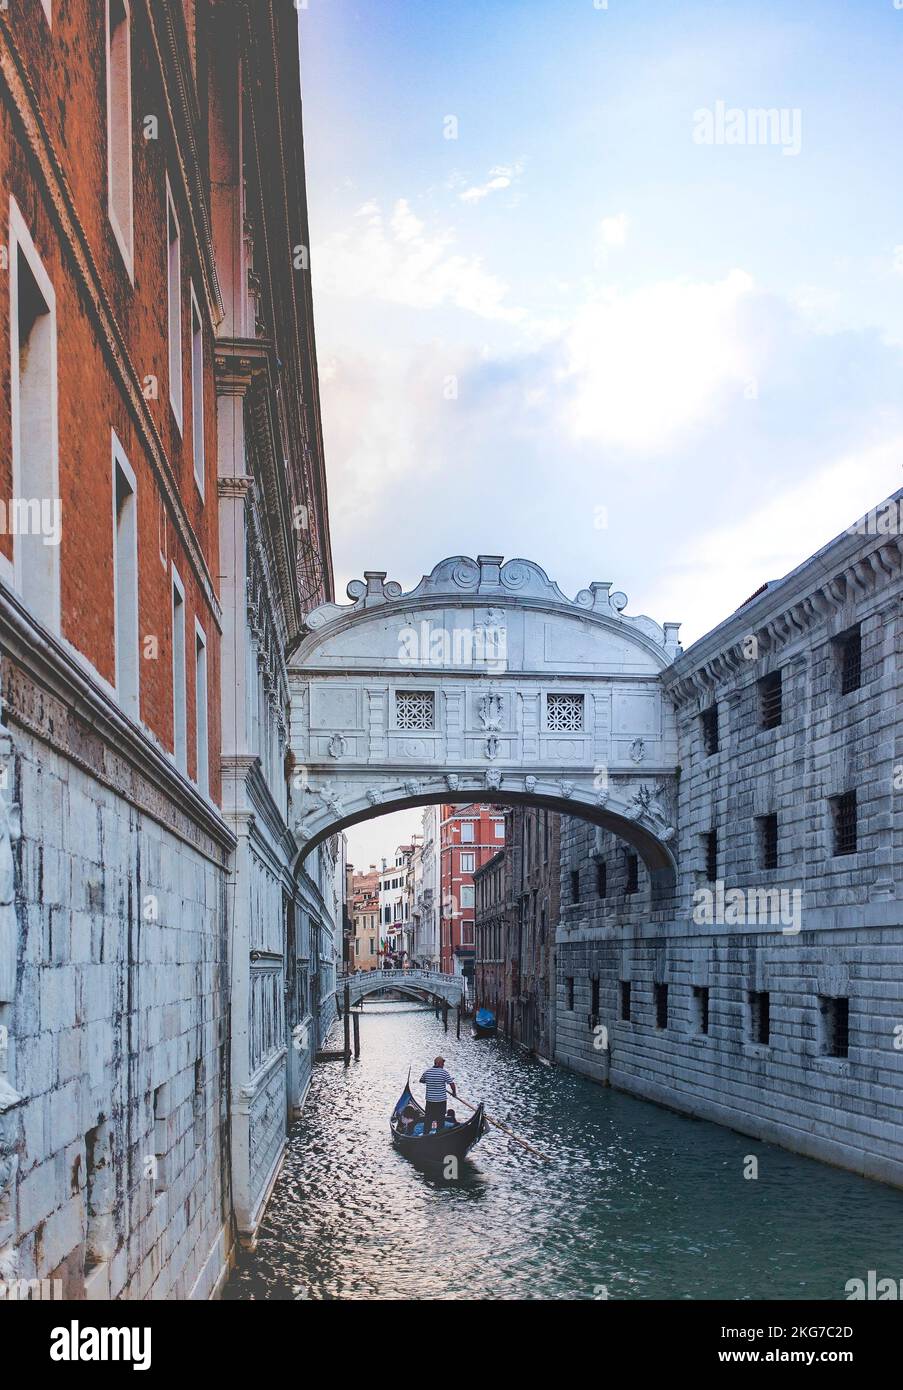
xmin=472 ymin=1007 xmax=497 ymax=1038
xmin=390 ymin=1076 xmax=486 ymax=1165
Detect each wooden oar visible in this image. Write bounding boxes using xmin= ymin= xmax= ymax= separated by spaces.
xmin=438 ymin=1091 xmax=551 ymax=1161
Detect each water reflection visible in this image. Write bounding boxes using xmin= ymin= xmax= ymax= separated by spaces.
xmin=225 ymin=1002 xmax=903 ymax=1301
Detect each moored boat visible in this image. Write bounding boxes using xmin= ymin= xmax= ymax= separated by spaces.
xmin=390 ymin=1078 xmax=486 ymax=1165
xmin=472 ymin=1007 xmax=497 ymax=1038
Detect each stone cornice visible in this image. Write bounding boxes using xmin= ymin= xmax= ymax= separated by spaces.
xmin=664 ymin=495 xmax=903 ymax=709
xmin=0 ymin=13 xmax=223 ymax=632
xmin=221 ymin=753 xmax=295 ymax=863
xmin=298 ymin=556 xmax=682 ymax=665
xmin=145 ymin=0 xmax=224 ymax=325
xmin=214 ymin=337 xmax=278 ymax=396
xmin=238 ymin=0 xmax=333 ymax=614
xmin=0 ymin=587 xmax=235 ymax=861
xmin=217 ymin=476 xmax=255 ymax=500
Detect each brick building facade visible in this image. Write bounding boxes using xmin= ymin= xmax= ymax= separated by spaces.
xmin=439 ymin=802 xmax=506 ymax=984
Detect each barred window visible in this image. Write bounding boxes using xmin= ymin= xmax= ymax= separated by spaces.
xmin=565 ymin=977 xmax=575 ymax=1010
xmin=596 ymin=861 xmax=607 ymax=898
xmin=819 ymin=995 xmax=849 ymax=1058
xmin=831 ymin=790 xmax=857 ymax=856
xmin=620 ymin=980 xmax=632 ymax=1022
xmin=654 ymin=982 xmax=668 ymax=1030
xmin=546 ymin=693 xmax=584 ymax=731
xmin=704 ymin=828 xmax=718 ymax=882
xmin=701 ymin=703 xmax=719 ymax=755
xmin=758 ymin=813 xmax=778 ymax=870
xmin=395 ymin=690 xmax=435 ymax=730
xmin=625 ymin=853 xmax=639 ymax=894
xmin=693 ymin=985 xmax=710 ymax=1036
xmin=758 ymin=669 xmax=783 ymax=730
xmin=749 ymin=990 xmax=770 ymax=1045
xmin=571 ymin=869 xmax=580 ymax=903
xmin=836 ymin=625 xmax=862 ymax=696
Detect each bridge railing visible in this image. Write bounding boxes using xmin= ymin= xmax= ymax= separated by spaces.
xmin=337 ymin=967 xmax=461 ymax=986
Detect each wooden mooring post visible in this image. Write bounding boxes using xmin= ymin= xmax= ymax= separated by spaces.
xmin=343 ymin=983 xmax=351 ymax=1065
xmin=456 ymin=1004 xmax=461 ymax=1038
xmin=352 ymin=1007 xmax=360 ymax=1060
xmin=442 ymin=1001 xmax=449 ymax=1033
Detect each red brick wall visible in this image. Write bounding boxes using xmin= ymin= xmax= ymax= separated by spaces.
xmin=1 ymin=0 xmax=222 ymax=802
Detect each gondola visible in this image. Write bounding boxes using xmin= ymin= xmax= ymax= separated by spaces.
xmin=390 ymin=1076 xmax=486 ymax=1165
xmin=472 ymin=1007 xmax=498 ymax=1038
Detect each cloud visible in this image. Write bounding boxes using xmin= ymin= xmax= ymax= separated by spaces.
xmin=313 ymin=199 xmax=525 ymax=323
xmin=459 ymin=163 xmax=524 ymax=204
xmin=598 ymin=212 xmax=630 ymax=249
xmin=643 ymin=436 xmax=903 ymax=644
xmin=563 ymin=269 xmax=757 ymax=450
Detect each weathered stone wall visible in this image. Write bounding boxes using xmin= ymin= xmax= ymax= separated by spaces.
xmin=555 ymin=502 xmax=903 ymax=1187
xmin=3 ymin=698 xmax=231 ymax=1298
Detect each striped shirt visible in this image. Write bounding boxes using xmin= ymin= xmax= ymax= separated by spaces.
xmin=420 ymin=1067 xmax=454 ymax=1103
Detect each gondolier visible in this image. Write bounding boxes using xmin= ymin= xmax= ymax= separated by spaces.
xmin=419 ymin=1056 xmax=457 ymax=1135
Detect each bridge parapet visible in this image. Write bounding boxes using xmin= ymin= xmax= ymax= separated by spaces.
xmin=338 ymin=969 xmax=466 ymax=1007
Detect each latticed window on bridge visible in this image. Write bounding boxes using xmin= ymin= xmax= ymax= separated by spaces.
xmin=395 ymin=690 xmax=435 ymax=729
xmin=546 ymin=693 xmax=584 ymax=730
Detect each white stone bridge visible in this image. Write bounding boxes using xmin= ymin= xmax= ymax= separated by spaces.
xmin=338 ymin=968 xmax=466 ymax=1008
xmin=288 ymin=554 xmax=682 ymax=892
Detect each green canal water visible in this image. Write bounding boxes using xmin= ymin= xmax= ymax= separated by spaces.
xmin=224 ymin=1003 xmax=903 ymax=1301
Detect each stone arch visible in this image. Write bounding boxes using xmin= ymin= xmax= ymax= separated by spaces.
xmin=288 ymin=555 xmax=681 ymax=887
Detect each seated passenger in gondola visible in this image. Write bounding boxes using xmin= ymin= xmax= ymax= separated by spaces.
xmin=444 ymin=1108 xmax=458 ymax=1128
xmin=398 ymin=1104 xmax=419 ymax=1135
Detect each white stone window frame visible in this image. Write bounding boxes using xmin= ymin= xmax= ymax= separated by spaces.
xmin=194 ymin=616 xmax=209 ymax=797
xmin=105 ymin=0 xmax=134 ymax=281
xmin=110 ymin=431 xmax=140 ymax=719
xmin=165 ymin=177 xmax=183 ymax=433
xmin=189 ymin=282 xmax=205 ymax=498
xmin=171 ymin=563 xmax=188 ymax=773
xmin=544 ymin=690 xmax=586 ymax=733
xmin=8 ymin=195 xmax=60 ymax=630
xmin=393 ymin=688 xmax=436 ymax=732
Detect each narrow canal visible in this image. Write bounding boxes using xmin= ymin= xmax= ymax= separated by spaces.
xmin=225 ymin=1003 xmax=903 ymax=1301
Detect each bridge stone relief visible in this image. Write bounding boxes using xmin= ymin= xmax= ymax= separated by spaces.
xmin=288 ymin=555 xmax=682 ymax=885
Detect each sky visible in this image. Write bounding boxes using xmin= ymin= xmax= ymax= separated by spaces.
xmin=296 ymin=0 xmax=903 ymax=870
